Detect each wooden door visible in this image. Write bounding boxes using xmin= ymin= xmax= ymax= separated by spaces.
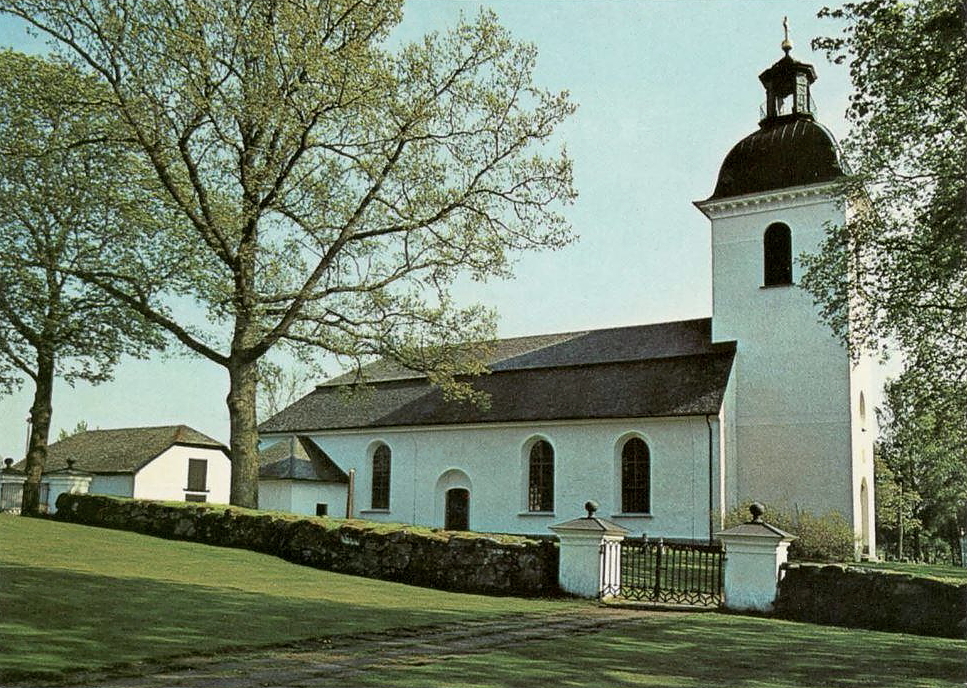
xmin=445 ymin=488 xmax=469 ymax=531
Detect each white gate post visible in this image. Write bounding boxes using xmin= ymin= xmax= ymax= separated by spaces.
xmin=43 ymin=460 xmax=92 ymax=514
xmin=550 ymin=501 xmax=628 ymax=599
xmin=715 ymin=502 xmax=796 ymax=612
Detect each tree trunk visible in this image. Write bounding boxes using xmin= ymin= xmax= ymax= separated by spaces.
xmin=21 ymin=352 xmax=54 ymax=516
xmin=897 ymin=483 xmax=904 ymax=560
xmin=227 ymin=356 xmax=260 ymax=508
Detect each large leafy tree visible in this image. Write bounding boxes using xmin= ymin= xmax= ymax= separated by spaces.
xmin=802 ymin=1 xmax=966 ymax=560
xmin=0 ymin=1 xmax=577 ymax=507
xmin=802 ymin=0 xmax=966 ymax=384
xmin=0 ymin=50 xmax=165 ymax=515
xmin=877 ymin=370 xmax=967 ymax=561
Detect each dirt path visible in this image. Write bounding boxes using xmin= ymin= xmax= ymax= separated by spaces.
xmin=44 ymin=605 xmax=660 ymax=688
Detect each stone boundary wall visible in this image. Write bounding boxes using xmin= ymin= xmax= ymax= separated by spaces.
xmin=775 ymin=562 xmax=967 ymax=638
xmin=54 ymin=494 xmax=559 ymax=597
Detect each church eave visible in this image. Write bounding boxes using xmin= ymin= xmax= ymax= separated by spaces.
xmin=694 ymin=180 xmax=842 ymax=219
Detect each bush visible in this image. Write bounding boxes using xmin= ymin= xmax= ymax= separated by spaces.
xmin=723 ymin=502 xmax=856 ymax=562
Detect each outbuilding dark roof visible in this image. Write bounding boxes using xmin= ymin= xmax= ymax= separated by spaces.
xmin=259 ymin=436 xmax=349 ymax=483
xmin=708 ymin=118 xmax=844 ymax=200
xmin=15 ymin=425 xmax=227 ymax=474
xmin=260 ymin=319 xmax=736 ymax=434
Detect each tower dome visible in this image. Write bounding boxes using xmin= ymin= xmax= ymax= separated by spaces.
xmin=708 ymin=36 xmax=844 ymax=200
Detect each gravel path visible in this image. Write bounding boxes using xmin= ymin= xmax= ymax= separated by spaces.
xmin=36 ymin=605 xmax=657 ymax=688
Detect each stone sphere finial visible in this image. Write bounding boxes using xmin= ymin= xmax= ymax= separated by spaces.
xmin=66 ymin=458 xmax=75 ymax=470
xmin=3 ymin=458 xmax=12 ymax=469
xmin=749 ymin=502 xmax=765 ymax=523
xmin=584 ymin=500 xmax=599 ymax=518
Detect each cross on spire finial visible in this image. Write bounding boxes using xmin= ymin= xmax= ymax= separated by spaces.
xmin=782 ymin=16 xmax=793 ymax=54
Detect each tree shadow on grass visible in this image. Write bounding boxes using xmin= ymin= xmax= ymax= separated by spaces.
xmin=0 ymin=563 xmax=478 ymax=683
xmin=316 ymin=613 xmax=966 ymax=688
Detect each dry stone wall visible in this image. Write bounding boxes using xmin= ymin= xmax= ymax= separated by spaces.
xmin=54 ymin=494 xmax=559 ymax=597
xmin=776 ymin=562 xmax=967 ymax=638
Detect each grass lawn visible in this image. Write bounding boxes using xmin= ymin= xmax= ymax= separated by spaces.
xmin=2 ymin=515 xmax=964 ymax=687
xmin=0 ymin=515 xmax=578 ymax=681
xmin=848 ymin=560 xmax=967 ymax=584
xmin=317 ymin=614 xmax=967 ymax=688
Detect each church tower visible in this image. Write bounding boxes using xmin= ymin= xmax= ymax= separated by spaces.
xmin=695 ymin=30 xmax=876 ymax=556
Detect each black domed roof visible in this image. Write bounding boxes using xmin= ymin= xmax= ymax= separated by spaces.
xmin=710 ymin=118 xmax=844 ymax=200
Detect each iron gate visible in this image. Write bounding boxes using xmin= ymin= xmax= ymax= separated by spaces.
xmin=600 ymin=537 xmax=724 ymax=606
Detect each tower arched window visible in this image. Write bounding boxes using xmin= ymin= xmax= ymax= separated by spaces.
xmin=621 ymin=438 xmax=650 ymax=513
xmin=527 ymin=440 xmax=554 ymax=512
xmin=763 ymin=222 xmax=793 ymax=286
xmin=371 ymin=443 xmax=391 ymax=509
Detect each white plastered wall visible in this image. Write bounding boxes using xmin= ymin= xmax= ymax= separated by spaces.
xmin=849 ymin=348 xmax=877 ymax=556
xmin=132 ymin=445 xmax=231 ymax=504
xmin=699 ymin=184 xmax=870 ymax=541
xmin=258 ymin=479 xmax=348 ymax=517
xmin=264 ymin=415 xmax=719 ymax=539
xmin=90 ymin=474 xmax=134 ymax=497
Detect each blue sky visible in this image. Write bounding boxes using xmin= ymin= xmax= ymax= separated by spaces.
xmin=0 ymin=1 xmax=853 ymax=458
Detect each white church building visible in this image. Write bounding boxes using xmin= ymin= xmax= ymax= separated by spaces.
xmin=259 ymin=44 xmax=876 ymax=555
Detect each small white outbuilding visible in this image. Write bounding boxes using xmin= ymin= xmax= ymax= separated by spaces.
xmin=2 ymin=425 xmax=231 ymax=511
xmin=258 ymin=435 xmax=349 ymax=517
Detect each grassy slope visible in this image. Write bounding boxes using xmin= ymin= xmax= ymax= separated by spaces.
xmin=2 ymin=515 xmax=964 ymax=687
xmin=319 ymin=614 xmax=967 ymax=688
xmin=849 ymin=560 xmax=967 ymax=584
xmin=0 ymin=515 xmax=577 ymax=680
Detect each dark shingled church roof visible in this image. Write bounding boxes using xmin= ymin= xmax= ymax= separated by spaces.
xmin=258 ymin=435 xmax=349 ymax=483
xmin=17 ymin=425 xmax=227 ymax=474
xmin=260 ymin=318 xmax=736 ymax=434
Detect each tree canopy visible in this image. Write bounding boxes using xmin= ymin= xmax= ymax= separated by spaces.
xmin=802 ymin=0 xmax=966 ymax=561
xmin=0 ymin=49 xmax=165 ymax=514
xmin=877 ymin=368 xmax=967 ymax=561
xmin=802 ymin=0 xmax=966 ymax=387
xmin=0 ymin=1 xmax=577 ymax=507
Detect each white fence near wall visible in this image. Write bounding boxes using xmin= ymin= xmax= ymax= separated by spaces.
xmin=0 ymin=482 xmax=49 ymax=514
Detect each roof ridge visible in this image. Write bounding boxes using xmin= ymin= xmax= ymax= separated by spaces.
xmin=317 ymin=317 xmax=715 ymax=388
xmin=485 ymin=316 xmax=711 ymax=344
xmin=318 ymin=345 xmax=736 ymax=390
xmin=80 ymin=424 xmax=184 ymax=434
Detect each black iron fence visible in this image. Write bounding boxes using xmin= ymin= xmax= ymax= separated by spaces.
xmin=601 ymin=536 xmax=724 ymax=606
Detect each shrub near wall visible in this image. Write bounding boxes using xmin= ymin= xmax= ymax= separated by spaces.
xmin=54 ymin=494 xmax=559 ymax=597
xmin=776 ymin=562 xmax=967 ymax=639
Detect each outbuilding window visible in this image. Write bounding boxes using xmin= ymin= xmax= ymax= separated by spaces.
xmin=186 ymin=459 xmax=208 ymax=492
xmin=527 ymin=440 xmax=554 ymax=512
xmin=371 ymin=444 xmax=391 ymax=510
xmin=763 ymin=223 xmax=793 ymax=286
xmin=621 ymin=438 xmax=650 ymax=513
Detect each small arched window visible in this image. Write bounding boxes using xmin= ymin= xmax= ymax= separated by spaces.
xmin=763 ymin=222 xmax=793 ymax=286
xmin=621 ymin=438 xmax=650 ymax=513
xmin=528 ymin=440 xmax=554 ymax=512
xmin=371 ymin=444 xmax=391 ymax=509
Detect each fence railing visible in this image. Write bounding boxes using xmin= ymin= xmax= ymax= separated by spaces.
xmin=0 ymin=482 xmax=49 ymax=513
xmin=601 ymin=536 xmax=724 ymax=606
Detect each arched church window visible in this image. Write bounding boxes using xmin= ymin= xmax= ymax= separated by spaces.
xmin=763 ymin=223 xmax=793 ymax=286
xmin=528 ymin=440 xmax=554 ymax=512
xmin=371 ymin=443 xmax=391 ymax=509
xmin=621 ymin=438 xmax=650 ymax=513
